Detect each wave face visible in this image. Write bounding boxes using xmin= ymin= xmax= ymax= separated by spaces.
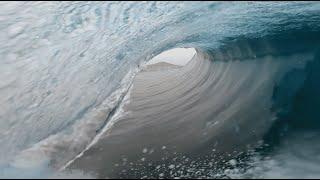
xmin=0 ymin=1 xmax=320 ymax=178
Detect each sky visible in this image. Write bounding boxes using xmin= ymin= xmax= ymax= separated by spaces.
xmin=146 ymin=48 xmax=196 ymax=66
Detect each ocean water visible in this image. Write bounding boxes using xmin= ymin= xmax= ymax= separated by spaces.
xmin=0 ymin=1 xmax=320 ymax=178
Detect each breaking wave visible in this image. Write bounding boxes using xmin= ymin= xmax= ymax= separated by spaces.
xmin=0 ymin=1 xmax=320 ymax=178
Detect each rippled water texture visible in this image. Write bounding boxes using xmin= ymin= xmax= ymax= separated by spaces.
xmin=0 ymin=1 xmax=320 ymax=179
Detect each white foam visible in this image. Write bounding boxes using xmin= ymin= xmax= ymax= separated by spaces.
xmin=60 ymin=67 xmax=138 ymax=170
xmin=7 ymin=68 xmax=139 ymax=178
